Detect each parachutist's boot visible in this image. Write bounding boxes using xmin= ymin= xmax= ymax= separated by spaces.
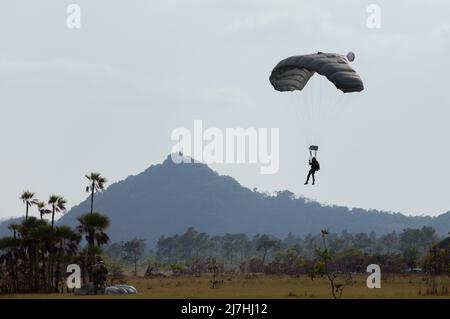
xmin=304 ymin=182 xmax=308 ymax=185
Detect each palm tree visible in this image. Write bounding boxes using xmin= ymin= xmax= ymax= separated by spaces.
xmin=76 ymin=212 xmax=110 ymax=280
xmin=76 ymin=212 xmax=110 ymax=248
xmin=19 ymin=217 xmax=47 ymax=291
xmin=0 ymin=236 xmax=20 ymax=292
xmin=20 ymin=190 xmax=37 ymax=220
xmin=36 ymin=201 xmax=51 ymax=221
xmin=46 ymin=195 xmax=67 ymax=291
xmin=48 ymin=195 xmax=67 ymax=230
xmin=27 ymin=219 xmax=53 ymax=291
xmin=53 ymin=226 xmax=81 ymax=292
xmin=85 ymin=173 xmax=107 ymax=216
xmin=8 ymin=223 xmax=20 ymax=239
xmin=55 ymin=226 xmax=81 ymax=256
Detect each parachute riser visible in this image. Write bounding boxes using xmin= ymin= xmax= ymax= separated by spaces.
xmin=309 ymin=145 xmax=319 ymax=159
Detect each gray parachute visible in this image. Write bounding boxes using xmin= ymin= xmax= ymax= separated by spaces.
xmin=105 ymin=284 xmax=138 ymax=295
xmin=269 ymin=52 xmax=364 ymax=93
xmin=74 ymin=283 xmax=138 ymax=295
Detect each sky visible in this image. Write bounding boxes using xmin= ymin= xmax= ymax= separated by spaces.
xmin=0 ymin=0 xmax=449 ymax=220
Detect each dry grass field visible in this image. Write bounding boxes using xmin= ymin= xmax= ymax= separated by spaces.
xmin=2 ymin=274 xmax=449 ymax=299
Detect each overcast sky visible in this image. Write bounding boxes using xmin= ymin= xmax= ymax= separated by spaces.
xmin=1 ymin=0 xmax=449 ymax=220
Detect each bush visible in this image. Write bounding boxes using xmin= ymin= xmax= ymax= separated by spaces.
xmin=104 ymin=259 xmax=125 ymax=285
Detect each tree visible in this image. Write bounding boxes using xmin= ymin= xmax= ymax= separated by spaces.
xmin=36 ymin=201 xmax=51 ymax=221
xmin=105 ymin=242 xmax=124 ymax=261
xmin=53 ymin=226 xmax=81 ymax=292
xmin=256 ymin=234 xmax=279 ymax=267
xmin=353 ymin=232 xmax=374 ymax=252
xmin=222 ymin=233 xmax=250 ymax=264
xmin=8 ymin=223 xmax=20 ymax=239
xmin=419 ymin=227 xmax=439 ymax=253
xmin=334 ymin=248 xmax=366 ymax=273
xmin=104 ymin=258 xmax=125 ymax=285
xmin=85 ymin=172 xmax=107 ymax=216
xmin=76 ymin=212 xmax=110 ymax=280
xmin=76 ymin=212 xmax=110 ymax=248
xmin=379 ymin=231 xmax=398 ymax=253
xmin=20 ymin=190 xmax=37 ymax=221
xmin=48 ymin=195 xmax=67 ymax=230
xmin=399 ymin=227 xmax=438 ymax=254
xmin=0 ymin=177 xmax=114 ymax=294
xmin=122 ymin=238 xmax=147 ymax=276
xmin=0 ymin=235 xmax=20 ymax=292
xmin=0 ymin=217 xmax=82 ymax=293
xmin=399 ymin=229 xmax=421 ymax=250
xmin=156 ymin=235 xmax=177 ymax=264
xmin=310 ymin=229 xmax=353 ymax=299
xmin=207 ymin=258 xmax=223 ymax=288
xmin=422 ymin=244 xmax=449 ymax=275
xmin=266 ymin=247 xmax=305 ymax=275
xmin=403 ymin=246 xmax=419 ymax=270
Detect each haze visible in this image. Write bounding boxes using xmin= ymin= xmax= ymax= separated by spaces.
xmin=0 ymin=0 xmax=449 ymax=219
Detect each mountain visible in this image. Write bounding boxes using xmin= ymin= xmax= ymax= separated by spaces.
xmin=51 ymin=155 xmax=450 ymax=245
xmin=0 ymin=217 xmax=24 ymax=237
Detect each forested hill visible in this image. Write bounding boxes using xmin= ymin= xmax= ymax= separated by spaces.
xmin=2 ymin=155 xmax=447 ymax=242
xmin=29 ymin=154 xmax=445 ymax=245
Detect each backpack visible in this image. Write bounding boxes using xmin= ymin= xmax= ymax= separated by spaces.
xmin=316 ymin=161 xmax=320 ymax=171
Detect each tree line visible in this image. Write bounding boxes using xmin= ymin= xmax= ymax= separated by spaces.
xmin=104 ymin=226 xmax=449 ymax=276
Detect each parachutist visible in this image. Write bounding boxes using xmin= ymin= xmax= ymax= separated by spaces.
xmin=304 ymin=156 xmax=320 ymax=185
xmin=270 ymin=52 xmax=362 ymax=185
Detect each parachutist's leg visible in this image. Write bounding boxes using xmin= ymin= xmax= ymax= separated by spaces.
xmin=312 ymin=172 xmax=315 ymax=185
xmin=305 ymin=170 xmax=312 ymax=184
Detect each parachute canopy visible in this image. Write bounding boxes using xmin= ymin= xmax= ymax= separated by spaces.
xmin=270 ymin=52 xmax=364 ymax=93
